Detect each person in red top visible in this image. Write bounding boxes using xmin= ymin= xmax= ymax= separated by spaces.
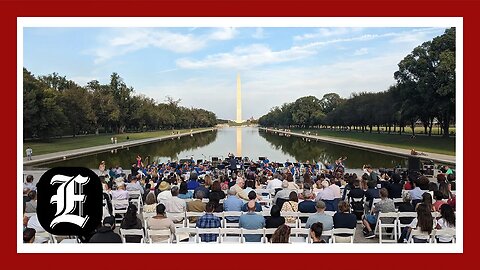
xmin=433 ymin=191 xmax=446 ymax=211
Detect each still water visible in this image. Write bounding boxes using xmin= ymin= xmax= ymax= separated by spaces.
xmin=41 ymin=127 xmax=407 ymax=169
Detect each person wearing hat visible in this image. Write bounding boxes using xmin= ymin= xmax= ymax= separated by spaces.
xmin=156 ymin=181 xmax=172 ymax=205
xmin=89 ymin=216 xmax=122 ymax=243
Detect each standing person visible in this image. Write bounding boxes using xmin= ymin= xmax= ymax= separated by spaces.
xmin=111 ymin=137 xmax=114 ymax=144
xmin=114 ymin=137 xmax=118 ymax=144
xmin=98 ymin=161 xmax=106 ymax=176
xmin=26 ymin=146 xmax=33 ymax=160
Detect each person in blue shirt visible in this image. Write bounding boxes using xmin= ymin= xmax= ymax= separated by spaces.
xmin=196 ymin=202 xmax=221 ymax=242
xmin=241 ymin=191 xmax=262 ymax=212
xmin=223 ymin=187 xmax=244 ymax=223
xmin=239 ymin=201 xmax=265 ymax=242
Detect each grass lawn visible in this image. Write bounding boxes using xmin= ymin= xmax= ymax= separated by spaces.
xmin=292 ymin=128 xmax=455 ymax=156
xmin=23 ymin=128 xmax=209 ymax=156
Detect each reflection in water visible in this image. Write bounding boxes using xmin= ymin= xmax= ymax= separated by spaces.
xmin=236 ymin=127 xmax=242 ymax=157
xmin=39 ymin=127 xmax=407 ymax=170
xmin=43 ymin=130 xmax=218 ymax=168
xmin=258 ymin=130 xmax=407 ymax=169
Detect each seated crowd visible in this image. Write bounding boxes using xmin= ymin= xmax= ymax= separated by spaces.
xmin=22 ymin=155 xmax=457 ymax=244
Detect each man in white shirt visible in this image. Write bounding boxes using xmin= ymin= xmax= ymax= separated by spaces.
xmin=164 ymin=186 xmax=186 ymax=223
xmin=329 ymin=181 xmax=342 ymax=199
xmin=266 ymin=173 xmax=283 ymax=191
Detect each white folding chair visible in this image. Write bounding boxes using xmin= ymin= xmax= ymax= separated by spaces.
xmin=263 ymin=228 xmax=277 ymax=243
xmin=280 ymin=211 xmax=298 ymax=228
xmin=223 ymin=211 xmax=243 ymax=228
xmin=147 ymin=229 xmax=172 ymax=243
xmin=119 ymin=228 xmax=145 ymax=243
xmin=166 ymin=212 xmax=186 ymax=228
xmin=408 ymin=229 xmax=433 ymax=243
xmin=34 ymin=231 xmax=53 ymax=243
xmin=185 ymin=212 xmax=205 ymax=228
xmin=241 ymin=228 xmax=265 ymax=243
xmin=142 ymin=212 xmax=156 ymax=221
xmin=128 ymin=190 xmax=142 ymax=211
xmin=396 ymin=212 xmax=417 ymax=239
xmin=324 ymin=211 xmax=336 ymax=217
xmin=376 ymin=212 xmax=398 ymax=243
xmin=297 ymin=212 xmax=314 ymax=228
xmin=175 ymin=227 xmax=197 ymax=243
xmin=433 ymin=228 xmax=456 ymax=243
xmin=219 ymin=228 xmax=242 ymax=243
xmin=332 ymin=228 xmax=356 ymax=243
xmin=289 ymin=228 xmax=309 ymax=243
xmin=256 ymin=189 xmax=274 ymax=198
xmin=196 ymin=227 xmax=221 ymax=243
xmin=111 ymin=199 xmax=129 ymax=224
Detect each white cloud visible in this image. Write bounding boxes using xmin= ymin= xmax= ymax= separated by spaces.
xmin=294 ymin=27 xmax=364 ymax=41
xmin=353 ymin=48 xmax=368 ymax=56
xmin=209 ymin=27 xmax=236 ymax=40
xmin=252 ymin=28 xmax=265 ymax=39
xmin=176 ymin=34 xmax=382 ymax=70
xmin=389 ymin=28 xmax=442 ymax=44
xmin=91 ymin=28 xmax=237 ymax=64
xmin=176 ymin=43 xmax=316 ymax=69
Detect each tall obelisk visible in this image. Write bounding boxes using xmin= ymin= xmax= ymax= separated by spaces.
xmin=236 ymin=73 xmax=242 ymax=124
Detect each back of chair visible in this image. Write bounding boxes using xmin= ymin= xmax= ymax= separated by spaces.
xmin=408 ymin=229 xmax=433 ymax=243
xmin=332 ymin=228 xmax=355 ymax=243
xmin=433 ymin=228 xmax=456 ymax=243
xmin=119 ymin=228 xmax=145 ymax=243
xmin=147 ymin=229 xmax=172 ymax=243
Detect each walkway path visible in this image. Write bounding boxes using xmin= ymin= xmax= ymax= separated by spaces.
xmin=23 ymin=128 xmax=216 ymax=167
xmin=261 ymin=128 xmax=455 ymax=165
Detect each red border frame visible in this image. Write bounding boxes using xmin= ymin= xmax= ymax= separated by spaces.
xmin=5 ymin=0 xmax=477 ymax=268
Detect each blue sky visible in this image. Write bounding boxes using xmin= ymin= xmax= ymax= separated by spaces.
xmin=23 ymin=27 xmax=447 ymax=120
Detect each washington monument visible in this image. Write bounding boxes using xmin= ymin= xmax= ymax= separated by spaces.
xmin=236 ymin=73 xmax=242 ymax=124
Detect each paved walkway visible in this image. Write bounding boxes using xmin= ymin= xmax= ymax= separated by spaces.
xmin=261 ymin=128 xmax=455 ymax=165
xmin=23 ymin=128 xmax=216 ymax=167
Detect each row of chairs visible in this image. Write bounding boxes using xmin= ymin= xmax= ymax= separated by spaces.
xmin=119 ymin=227 xmax=357 ymax=244
xmin=374 ymin=211 xmax=451 ymax=243
xmin=141 ymin=211 xmax=338 ymax=229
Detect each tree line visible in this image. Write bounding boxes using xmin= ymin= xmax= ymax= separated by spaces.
xmin=23 ymin=70 xmax=217 ymax=139
xmin=259 ymin=28 xmax=455 ymax=137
